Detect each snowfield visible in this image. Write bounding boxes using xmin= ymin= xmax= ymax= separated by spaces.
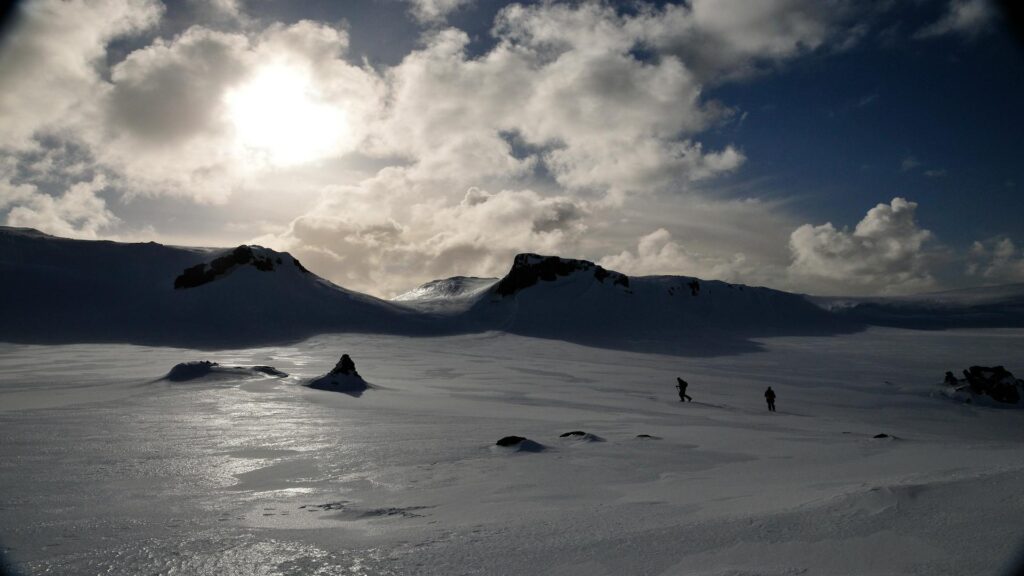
xmin=2 ymin=328 xmax=1024 ymax=575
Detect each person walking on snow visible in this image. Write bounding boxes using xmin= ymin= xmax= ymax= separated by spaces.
xmin=764 ymin=386 xmax=776 ymax=412
xmin=676 ymin=377 xmax=692 ymax=402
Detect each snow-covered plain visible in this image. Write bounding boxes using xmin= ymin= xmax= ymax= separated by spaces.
xmin=3 ymin=328 xmax=1024 ymax=575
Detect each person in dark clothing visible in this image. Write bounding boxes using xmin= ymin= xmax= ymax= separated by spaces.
xmin=764 ymin=386 xmax=776 ymax=412
xmin=676 ymin=377 xmax=692 ymax=402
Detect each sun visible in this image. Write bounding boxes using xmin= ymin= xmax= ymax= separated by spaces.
xmin=224 ymin=64 xmax=350 ymax=167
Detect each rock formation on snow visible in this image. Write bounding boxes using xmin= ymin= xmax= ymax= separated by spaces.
xmin=174 ymin=245 xmax=308 ymax=289
xmin=308 ymin=354 xmax=370 ymax=395
xmin=494 ymin=436 xmax=545 ymax=452
xmin=493 ymin=254 xmax=629 ymax=296
xmin=942 ymin=365 xmax=1024 ymax=406
xmin=164 ymin=360 xmax=288 ymax=381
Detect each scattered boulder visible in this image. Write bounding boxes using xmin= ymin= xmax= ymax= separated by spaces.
xmin=635 ymin=434 xmax=659 ymax=439
xmin=942 ymin=365 xmax=1024 ymax=406
xmin=494 ymin=436 xmax=545 ymax=452
xmin=496 ymin=435 xmax=527 ymax=446
xmin=873 ymin=433 xmax=890 ymax=439
xmin=307 ymin=354 xmax=370 ymax=396
xmin=558 ymin=430 xmax=604 ymax=442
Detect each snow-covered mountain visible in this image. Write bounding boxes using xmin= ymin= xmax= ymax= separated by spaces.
xmin=398 ymin=253 xmax=860 ymax=354
xmin=9 ymin=228 xmax=1022 ymax=353
xmin=0 ymin=227 xmax=428 ymax=347
xmin=812 ymin=284 xmax=1024 ymax=329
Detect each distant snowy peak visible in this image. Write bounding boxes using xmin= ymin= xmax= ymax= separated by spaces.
xmin=493 ymin=253 xmax=630 ymax=296
xmin=393 ymin=276 xmax=497 ymax=302
xmin=173 ymin=245 xmax=309 ymax=289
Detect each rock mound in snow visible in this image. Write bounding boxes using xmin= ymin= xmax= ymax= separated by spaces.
xmin=494 ymin=436 xmax=545 ymax=452
xmin=558 ymin=430 xmax=605 ymax=442
xmin=942 ymin=366 xmax=1024 ymax=406
xmin=165 ymin=360 xmax=288 ymax=382
xmin=494 ymin=254 xmax=629 ymax=296
xmin=307 ymin=354 xmax=371 ymax=396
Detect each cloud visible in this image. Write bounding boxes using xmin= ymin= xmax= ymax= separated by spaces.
xmin=406 ymin=0 xmax=474 ymax=23
xmin=599 ymin=228 xmax=754 ymax=281
xmin=923 ymin=169 xmax=947 ymax=178
xmin=787 ymin=197 xmax=938 ymax=295
xmin=967 ymin=237 xmax=1024 ymax=283
xmin=1 ymin=169 xmax=118 ymax=239
xmin=0 ymin=0 xmax=162 ymax=149
xmin=915 ymin=0 xmax=995 ymax=39
xmin=900 ymin=155 xmax=921 ymax=172
xmin=258 ymin=175 xmax=589 ymax=297
xmin=98 ymin=21 xmax=385 ymax=201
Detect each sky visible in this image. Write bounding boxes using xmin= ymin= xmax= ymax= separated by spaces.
xmin=0 ymin=0 xmax=1022 ymax=298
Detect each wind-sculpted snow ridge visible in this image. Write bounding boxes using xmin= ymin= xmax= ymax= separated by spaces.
xmin=0 ymin=227 xmax=434 ymax=348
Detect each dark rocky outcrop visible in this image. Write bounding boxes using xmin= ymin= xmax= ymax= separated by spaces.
xmin=943 ymin=365 xmax=1024 ymax=405
xmin=873 ymin=433 xmax=890 ymax=439
xmin=164 ymin=360 xmax=289 ymax=382
xmin=494 ymin=436 xmax=545 ymax=451
xmin=494 ymin=254 xmax=629 ymax=296
xmin=496 ymin=435 xmax=527 ymax=446
xmin=558 ymin=430 xmax=604 ymax=442
xmin=308 ymin=354 xmax=369 ymax=396
xmin=330 ymin=354 xmax=359 ymax=377
xmin=174 ymin=245 xmax=277 ymax=289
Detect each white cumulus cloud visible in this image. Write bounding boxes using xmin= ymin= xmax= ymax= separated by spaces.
xmin=788 ymin=197 xmax=938 ymax=295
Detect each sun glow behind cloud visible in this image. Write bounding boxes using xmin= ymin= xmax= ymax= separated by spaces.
xmin=224 ymin=64 xmax=350 ymax=167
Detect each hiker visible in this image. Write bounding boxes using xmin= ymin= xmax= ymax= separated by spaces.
xmin=764 ymin=386 xmax=776 ymax=412
xmin=676 ymin=377 xmax=692 ymax=402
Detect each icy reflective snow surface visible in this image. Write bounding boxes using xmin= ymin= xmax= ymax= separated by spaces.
xmin=2 ymin=329 xmax=1024 ymax=575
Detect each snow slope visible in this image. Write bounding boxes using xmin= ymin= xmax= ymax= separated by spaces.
xmin=813 ymin=284 xmax=1024 ymax=329
xmin=0 ymin=227 xmax=431 ymax=347
xmin=402 ymin=254 xmax=860 ymax=354
xmin=1 ymin=328 xmax=1023 ymax=575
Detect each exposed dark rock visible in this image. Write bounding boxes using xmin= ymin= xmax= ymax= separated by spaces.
xmin=635 ymin=434 xmax=659 ymax=439
xmin=944 ymin=365 xmax=1024 ymax=405
xmin=164 ymin=360 xmax=288 ymax=381
xmin=293 ymin=258 xmax=309 ymax=273
xmin=494 ymin=254 xmax=629 ymax=296
xmin=173 ymin=245 xmax=275 ymax=289
xmin=308 ymin=354 xmax=368 ymax=396
xmin=496 ymin=435 xmax=527 ymax=447
xmin=330 ymin=354 xmax=359 ymax=377
xmin=252 ymin=365 xmax=289 ymax=377
xmin=558 ymin=430 xmax=604 ymax=442
xmin=873 ymin=433 xmax=890 ymax=439
xmin=688 ymin=279 xmax=701 ymax=296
